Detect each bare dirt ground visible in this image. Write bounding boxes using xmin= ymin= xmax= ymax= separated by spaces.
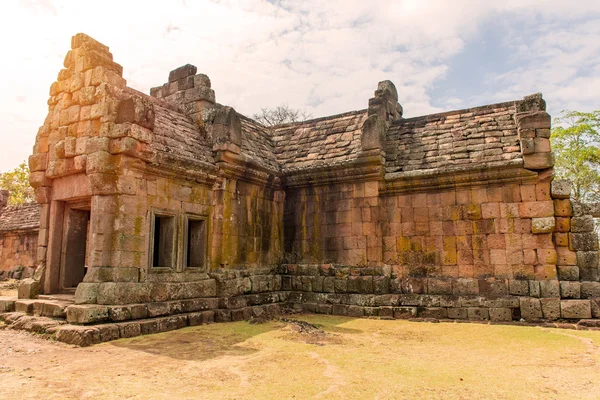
xmin=1 ymin=314 xmax=600 ymax=399
xmin=0 ymin=279 xmax=18 ymax=297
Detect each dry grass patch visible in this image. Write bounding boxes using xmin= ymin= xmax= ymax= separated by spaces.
xmin=0 ymin=314 xmax=599 ymax=399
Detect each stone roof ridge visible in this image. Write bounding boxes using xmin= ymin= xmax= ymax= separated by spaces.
xmin=0 ymin=203 xmax=41 ymax=232
xmin=272 ymin=109 xmax=368 ymax=130
xmin=397 ymin=93 xmax=542 ymax=124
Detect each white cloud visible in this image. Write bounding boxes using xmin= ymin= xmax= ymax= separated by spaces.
xmin=0 ymin=0 xmax=599 ymax=171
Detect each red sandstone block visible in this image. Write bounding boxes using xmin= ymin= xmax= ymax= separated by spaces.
xmin=401 ymin=222 xmax=415 ymax=236
xmin=473 ymin=219 xmax=495 ymax=235
xmin=556 ymin=247 xmax=577 ymax=266
xmin=507 ymin=249 xmax=524 ymax=265
xmin=534 ymin=265 xmax=557 ymax=280
xmin=471 ymin=188 xmax=488 ymax=203
xmin=473 ymin=249 xmax=490 ymax=266
xmin=364 ymin=181 xmax=378 ymax=197
xmin=351 ymin=222 xmax=363 ymax=236
xmin=441 ymin=265 xmax=459 ymax=278
xmin=520 ymin=185 xmax=536 ymax=201
xmin=397 ymin=195 xmax=411 ymax=207
xmin=490 ymin=249 xmax=507 ymax=265
xmin=440 ymin=191 xmax=456 ymax=205
xmin=473 ymin=263 xmax=494 ymax=279
xmin=458 ymin=249 xmax=474 ymax=264
xmin=487 ymin=186 xmax=503 ymax=202
xmin=401 ymin=207 xmax=413 ymax=222
xmin=427 ymin=193 xmax=441 ymax=206
xmin=514 ymin=218 xmax=532 ymax=234
xmin=442 ymin=206 xmax=462 ymax=221
xmin=519 ymin=201 xmax=554 ymax=218
xmin=502 ymin=184 xmax=521 ymax=202
xmin=523 ymin=249 xmax=537 ymax=265
xmin=499 ymin=203 xmax=520 ymax=219
xmin=454 ymin=220 xmax=474 ymax=235
xmin=481 ymin=203 xmax=500 ymax=219
xmin=487 ymin=234 xmax=506 ymax=249
xmin=458 ymin=264 xmax=474 ymax=278
xmin=537 ymin=249 xmax=557 ymax=265
xmin=411 ymin=193 xmax=427 ymax=206
xmin=497 ymin=218 xmax=511 ymax=233
xmin=512 ymin=265 xmax=535 ymax=280
xmin=353 ymin=183 xmax=364 ymax=197
xmin=456 ymin=190 xmax=471 ymax=205
xmin=442 ymin=221 xmax=455 ymax=235
xmin=494 ymin=264 xmax=513 ymax=279
xmin=536 ymin=182 xmax=551 ymax=200
xmin=555 ymin=217 xmax=570 ymax=233
xmin=363 ymin=223 xmax=376 ymax=236
xmin=464 ymin=204 xmax=482 ymax=220
xmin=415 ymin=222 xmax=429 ymax=235
xmin=553 ymin=232 xmax=569 ymax=247
xmin=472 ymin=234 xmax=487 ymax=250
xmin=456 ymin=235 xmax=472 ymax=250
xmin=414 ymin=207 xmax=429 ymax=222
xmin=428 ymin=206 xmax=443 ymax=220
xmin=411 ymin=237 xmax=424 ymax=252
xmin=553 ymin=199 xmax=572 ymax=217
xmin=429 ymin=221 xmax=443 ymax=236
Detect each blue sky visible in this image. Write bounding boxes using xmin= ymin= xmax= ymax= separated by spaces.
xmin=0 ymin=0 xmax=599 ymax=171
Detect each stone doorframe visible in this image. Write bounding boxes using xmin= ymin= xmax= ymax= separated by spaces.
xmin=44 ymin=198 xmax=92 ymax=294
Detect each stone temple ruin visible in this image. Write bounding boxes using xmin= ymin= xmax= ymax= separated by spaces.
xmin=1 ymin=33 xmax=600 ymax=345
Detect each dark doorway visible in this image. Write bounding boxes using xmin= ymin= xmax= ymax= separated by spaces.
xmin=60 ymin=205 xmax=91 ymax=292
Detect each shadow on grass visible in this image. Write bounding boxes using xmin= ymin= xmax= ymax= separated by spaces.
xmin=109 ymin=314 xmax=364 ymax=361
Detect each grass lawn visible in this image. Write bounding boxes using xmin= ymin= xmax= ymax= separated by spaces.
xmin=1 ymin=314 xmax=599 ymax=399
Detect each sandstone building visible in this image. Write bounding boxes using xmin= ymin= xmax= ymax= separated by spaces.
xmin=1 ymin=33 xmax=600 ymax=344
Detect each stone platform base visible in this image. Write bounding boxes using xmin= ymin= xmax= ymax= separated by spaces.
xmin=2 ymin=291 xmax=600 ymax=346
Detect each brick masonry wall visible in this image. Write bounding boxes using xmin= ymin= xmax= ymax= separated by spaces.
xmin=0 ymin=232 xmax=38 ymax=271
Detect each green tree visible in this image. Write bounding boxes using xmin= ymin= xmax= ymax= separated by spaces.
xmin=0 ymin=161 xmax=34 ymax=206
xmin=551 ymin=110 xmax=600 ymax=202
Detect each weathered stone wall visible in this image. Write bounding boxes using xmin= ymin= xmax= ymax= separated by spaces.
xmin=0 ymin=232 xmax=38 ymax=272
xmin=284 ymin=180 xmax=381 ymax=266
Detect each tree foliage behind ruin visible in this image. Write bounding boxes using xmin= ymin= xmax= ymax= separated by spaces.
xmin=551 ymin=110 xmax=600 ymax=202
xmin=252 ymin=104 xmax=312 ymax=127
xmin=0 ymin=161 xmax=34 ymax=206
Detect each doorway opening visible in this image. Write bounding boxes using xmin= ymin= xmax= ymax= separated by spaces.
xmin=59 ymin=201 xmax=91 ymax=293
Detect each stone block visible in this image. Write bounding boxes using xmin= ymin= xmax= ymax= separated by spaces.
xmin=580 ymin=282 xmax=600 ymax=299
xmin=447 ymin=307 xmax=467 ymax=319
xmin=17 ymin=279 xmax=41 ymax=299
xmin=523 ymin=152 xmax=554 ymax=170
xmin=519 ymin=297 xmax=542 ymax=321
xmin=74 ymin=283 xmax=99 ymax=304
xmin=551 ymin=180 xmax=571 ymax=199
xmin=489 ymin=308 xmax=512 ymax=322
xmin=168 ymin=64 xmax=197 ymax=82
xmin=428 ymin=279 xmax=452 ymax=295
xmin=540 ymin=298 xmax=561 ymax=320
xmin=561 ymin=300 xmax=592 ymax=319
xmin=467 ymin=307 xmax=489 ymax=320
xmin=556 ymin=248 xmax=577 ymax=266
xmin=571 ymin=216 xmax=594 ymax=233
xmin=65 ymin=305 xmax=109 ymax=324
xmin=531 ymin=217 xmax=555 ymax=234
xmin=557 ymin=265 xmax=579 ymax=281
xmin=509 ymin=280 xmax=529 ymax=296
xmin=579 ymin=267 xmax=600 ymax=282
xmin=570 ymin=233 xmax=599 ymax=251
xmin=577 ymin=251 xmax=599 ymax=269
xmin=418 ymin=307 xmax=448 ymax=319
xmin=118 ymin=321 xmax=142 ymax=338
xmin=0 ymin=299 xmax=16 ymax=312
xmin=55 ymin=325 xmax=101 ymax=347
xmin=539 ymin=280 xmax=560 ymax=298
xmin=453 ymin=279 xmax=479 ymax=295
xmin=393 ymin=306 xmax=417 ymax=319
xmin=560 ymin=281 xmax=581 ymax=299
xmin=97 ymin=324 xmax=120 ymax=342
